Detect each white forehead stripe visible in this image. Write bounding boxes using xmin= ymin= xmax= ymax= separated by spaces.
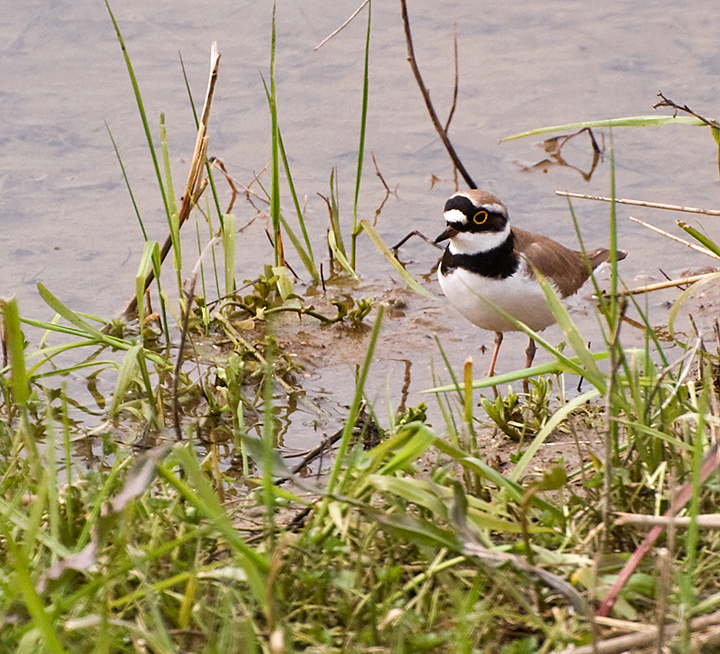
xmin=443 ymin=208 xmax=468 ymax=225
xmin=477 ymin=203 xmax=506 ymax=215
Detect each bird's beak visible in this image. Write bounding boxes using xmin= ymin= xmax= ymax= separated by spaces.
xmin=434 ymin=225 xmax=458 ymax=244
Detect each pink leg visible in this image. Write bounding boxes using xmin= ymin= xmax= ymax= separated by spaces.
xmin=487 ymin=331 xmax=503 ymax=398
xmin=523 ymin=337 xmax=536 ymax=395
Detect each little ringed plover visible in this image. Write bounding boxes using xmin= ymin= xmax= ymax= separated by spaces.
xmin=435 ymin=189 xmax=626 ymax=391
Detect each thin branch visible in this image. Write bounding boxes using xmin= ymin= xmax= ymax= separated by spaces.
xmin=390 ymin=230 xmax=444 ymax=251
xmin=173 ymin=237 xmax=219 ymax=441
xmin=615 ymin=512 xmax=720 ymax=528
xmin=629 ymin=216 xmax=718 ymax=259
xmin=314 ymin=0 xmax=370 ymax=50
xmin=399 ymin=0 xmax=476 ymax=189
xmin=597 ymin=445 xmax=720 ymax=617
xmin=556 ymin=191 xmax=720 ymax=216
xmin=443 ymin=23 xmax=459 ymax=133
xmin=122 ymin=43 xmax=220 ymax=318
xmin=655 ymin=91 xmax=720 ymax=130
xmin=615 ymin=272 xmax=718 ymax=297
xmin=558 ymin=609 xmax=720 ymax=654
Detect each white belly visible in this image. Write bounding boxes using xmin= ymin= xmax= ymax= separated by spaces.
xmin=438 ymin=266 xmax=556 ymax=333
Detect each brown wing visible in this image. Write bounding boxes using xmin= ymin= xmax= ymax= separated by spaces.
xmin=512 ymin=228 xmax=626 ymax=298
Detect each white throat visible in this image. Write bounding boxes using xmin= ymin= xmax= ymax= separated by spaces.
xmin=447 ymin=223 xmax=511 ymax=256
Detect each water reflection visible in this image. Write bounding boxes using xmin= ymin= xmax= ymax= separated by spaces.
xmin=4 ymin=0 xmax=720 ymax=460
xmin=516 ymin=128 xmax=603 ymax=181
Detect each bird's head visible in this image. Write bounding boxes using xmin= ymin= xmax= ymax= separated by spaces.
xmin=435 ymin=190 xmax=510 ymax=255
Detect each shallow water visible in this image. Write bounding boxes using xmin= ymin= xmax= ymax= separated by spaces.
xmin=3 ymin=1 xmax=720 ymax=448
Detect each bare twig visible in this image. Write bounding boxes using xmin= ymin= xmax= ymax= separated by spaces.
xmin=122 ymin=43 xmax=220 ymax=318
xmin=172 ymin=238 xmax=219 ymax=441
xmin=314 ymin=0 xmax=370 ymax=50
xmin=558 ymin=609 xmax=720 ymax=654
xmin=443 ymin=23 xmax=459 ymax=133
xmin=556 ymin=191 xmax=720 ymax=217
xmin=371 ymin=151 xmax=395 ymax=196
xmin=655 ymin=91 xmax=720 ymax=130
xmin=615 ymin=272 xmax=718 ymax=297
xmin=209 ymin=157 xmax=241 ymax=213
xmin=628 ymin=216 xmax=718 ymax=259
xmin=370 ymin=151 xmax=398 ymax=225
xmin=615 ymin=512 xmax=720 ymax=528
xmin=597 ymin=444 xmax=720 ymax=617
xmin=399 ymin=0 xmax=476 ymax=189
xmin=390 ymin=230 xmax=444 ymax=251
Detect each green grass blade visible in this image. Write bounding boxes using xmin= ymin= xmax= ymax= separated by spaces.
xmin=199 ymin=198 xmax=222 ymax=302
xmin=222 ymin=213 xmax=236 ymax=295
xmin=328 ymin=168 xmax=347 ymax=257
xmin=425 ymin=351 xmax=611 ymax=393
xmin=360 ymin=220 xmax=435 ymax=298
xmin=159 ymin=112 xmax=178 ymax=221
xmin=105 ymin=120 xmax=147 ymax=241
xmin=31 ymin=360 xmax=119 ymax=380
xmin=37 ymin=283 xmax=107 ymax=340
xmin=104 ymin=0 xmax=170 ymax=222
xmin=278 ymin=131 xmax=318 ymax=279
xmin=261 ymin=333 xmax=277 ymax=542
xmin=615 ymin=418 xmax=692 ymax=451
xmin=678 ymin=221 xmax=720 ymax=258
xmin=434 ymin=334 xmax=465 ymax=405
xmin=158 ymin=447 xmax=270 ymax=606
xmin=363 ymin=508 xmax=460 ymax=550
xmin=623 ymin=288 xmax=670 ymax=370
xmin=509 ymin=389 xmax=599 ymax=482
xmin=565 ymin=196 xmax=608 ymax=324
xmin=0 ymin=520 xmax=68 ymax=654
xmin=432 ymin=438 xmax=563 ymax=519
xmin=268 ymin=7 xmax=281 ymax=266
xmin=108 ymin=344 xmax=141 ymax=418
xmin=351 ymin=0 xmax=372 ymax=269
xmin=259 ymin=69 xmax=318 ymax=279
xmin=376 ymin=422 xmax=435 ymax=476
xmin=328 ymin=227 xmax=359 ymax=279
xmin=277 ymin=211 xmax=316 ymax=280
xmin=31 ymin=286 xmax=173 ymax=370
xmin=159 ymin=113 xmax=182 ymax=279
xmin=364 ymin=474 xmax=448 ymax=516
xmin=432 ymin=275 xmax=601 ymax=388
xmin=322 ymin=304 xmax=385 ymax=504
xmin=356 ymin=423 xmax=433 ymax=481
xmin=1 ymin=298 xmax=30 ymax=407
xmin=667 ymin=273 xmax=720 ymax=338
xmin=608 ymin=141 xmax=620 ymax=322
xmin=136 ymin=240 xmax=161 ymax=330
xmin=366 ymin=475 xmax=543 ymax=533
xmin=533 ymin=271 xmax=606 ymax=393
xmin=501 ymin=115 xmax=706 ymax=142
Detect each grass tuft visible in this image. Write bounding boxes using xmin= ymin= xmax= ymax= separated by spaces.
xmin=4 ymin=6 xmax=720 ymax=653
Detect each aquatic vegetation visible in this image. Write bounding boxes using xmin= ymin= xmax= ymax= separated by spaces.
xmin=3 ymin=3 xmax=720 ymax=653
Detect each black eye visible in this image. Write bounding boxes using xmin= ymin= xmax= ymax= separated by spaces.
xmin=473 ymin=210 xmax=488 ymax=225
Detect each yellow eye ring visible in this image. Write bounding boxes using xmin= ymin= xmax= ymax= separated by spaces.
xmin=473 ymin=210 xmax=488 ymax=225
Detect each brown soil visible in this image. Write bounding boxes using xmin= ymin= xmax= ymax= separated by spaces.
xmin=260 ymin=268 xmax=720 ymax=477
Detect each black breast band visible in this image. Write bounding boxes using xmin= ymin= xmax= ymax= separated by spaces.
xmin=440 ymin=233 xmax=519 ymax=279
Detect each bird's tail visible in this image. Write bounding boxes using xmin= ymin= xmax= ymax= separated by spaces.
xmin=586 ymin=247 xmax=628 ymax=270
